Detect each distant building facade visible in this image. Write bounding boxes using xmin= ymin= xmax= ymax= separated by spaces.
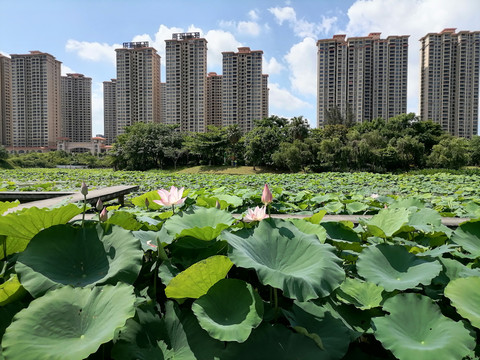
xmin=103 ymin=79 xmax=117 ymax=145
xmin=222 ymin=47 xmax=268 ymax=132
xmin=10 ymin=51 xmax=62 ymax=148
xmin=206 ymin=72 xmax=223 ymax=128
xmin=0 ymin=54 xmax=12 ymax=146
xmin=419 ymin=28 xmax=480 ymax=138
xmin=317 ymin=33 xmax=408 ymax=127
xmin=61 ymin=73 xmax=92 ymax=142
xmin=165 ymin=32 xmax=207 ymax=132
xmin=115 ymin=42 xmax=161 ymax=137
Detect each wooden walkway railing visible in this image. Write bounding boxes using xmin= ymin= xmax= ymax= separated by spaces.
xmin=4 ymin=185 xmax=139 ymax=214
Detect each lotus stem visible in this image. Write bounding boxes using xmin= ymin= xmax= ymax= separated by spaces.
xmin=274 ymin=287 xmax=279 ymax=321
xmin=81 ymin=194 xmax=87 ymax=227
xmin=2 ymin=236 xmax=6 ymax=260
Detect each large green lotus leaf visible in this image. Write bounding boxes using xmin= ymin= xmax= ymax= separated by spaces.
xmin=0 ymin=201 xmax=19 ymax=215
xmin=107 ymin=211 xmax=146 ymax=231
xmin=451 ymin=219 xmax=480 ymax=256
xmin=323 ymin=201 xmax=344 ymax=214
xmin=372 ymin=293 xmax=476 ymax=360
xmin=284 ymin=301 xmax=351 ymax=360
xmin=161 ymin=301 xmax=224 ymax=360
xmin=0 ymin=274 xmax=26 ymax=306
xmin=133 ymin=227 xmax=174 ymax=252
xmin=356 ymin=244 xmax=442 ymax=292
xmin=439 ymin=257 xmax=480 ymax=281
xmin=335 ymin=278 xmax=384 ymax=310
xmin=304 ymin=210 xmax=327 ymax=224
xmin=131 ymin=190 xmax=163 ymax=210
xmin=165 ymin=255 xmax=233 ymax=299
xmin=222 ymin=218 xmax=345 ymax=301
xmin=111 ymin=303 xmax=167 ymax=360
xmin=2 ymin=284 xmax=136 ymax=360
xmin=389 ymin=198 xmax=425 ymax=209
xmin=214 ymin=194 xmax=243 ymax=208
xmin=288 ymin=218 xmax=327 ymax=243
xmin=345 ymin=202 xmax=369 ymax=214
xmin=164 ymin=207 xmax=235 ymax=241
xmin=192 ymin=279 xmax=263 ymax=342
xmin=16 ymin=222 xmax=143 ymax=297
xmin=365 ymin=208 xmax=410 ymax=237
xmin=321 ymin=222 xmax=361 ymax=243
xmin=444 ymin=277 xmax=480 ymax=329
xmin=0 ymin=204 xmax=83 ymax=257
xmin=222 ymin=323 xmax=326 ymax=360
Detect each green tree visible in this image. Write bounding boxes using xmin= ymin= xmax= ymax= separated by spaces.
xmin=324 ymin=104 xmax=355 ymax=127
xmin=286 ymin=116 xmax=310 ymax=142
xmin=427 ymin=137 xmax=470 ymax=169
xmin=184 ymin=126 xmax=227 ymax=165
xmin=272 ymin=139 xmax=317 ymax=172
xmin=468 ymin=136 xmax=480 ymax=166
xmin=0 ymin=145 xmax=9 ymax=160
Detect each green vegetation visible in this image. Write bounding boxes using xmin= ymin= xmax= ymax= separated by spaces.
xmin=0 ymin=182 xmax=479 ymax=359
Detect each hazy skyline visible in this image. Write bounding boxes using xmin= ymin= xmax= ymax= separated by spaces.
xmin=1 ymin=0 xmax=479 ymax=135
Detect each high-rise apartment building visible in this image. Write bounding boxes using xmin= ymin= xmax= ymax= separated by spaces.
xmin=0 ymin=54 xmax=12 ymax=146
xmin=165 ymin=32 xmax=207 ymax=132
xmin=103 ymin=79 xmax=117 ymax=145
xmin=160 ymin=82 xmax=166 ymax=123
xmin=222 ymin=47 xmax=268 ymax=132
xmin=115 ymin=42 xmax=161 ymax=137
xmin=10 ymin=51 xmax=62 ymax=148
xmin=61 ymin=73 xmax=91 ymax=142
xmin=419 ymin=28 xmax=480 ymax=138
xmin=206 ymin=72 xmax=222 ymax=128
xmin=317 ymin=33 xmax=408 ymax=127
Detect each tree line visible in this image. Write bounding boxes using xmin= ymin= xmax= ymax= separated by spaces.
xmin=2 ymin=113 xmax=479 ymax=172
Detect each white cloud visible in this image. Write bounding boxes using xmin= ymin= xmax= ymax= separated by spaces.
xmin=133 ymin=24 xmax=184 ymax=61
xmin=284 ymin=37 xmax=317 ymax=96
xmin=344 ymin=0 xmax=480 ymax=114
xmin=263 ymin=56 xmax=284 ymax=75
xmin=61 ymin=64 xmax=75 ymax=76
xmin=268 ymin=6 xmax=337 ymax=38
xmin=269 ymin=82 xmax=311 ymax=112
xmin=237 ymin=21 xmax=261 ymax=36
xmin=65 ymin=40 xmax=120 ymax=65
xmin=204 ymin=29 xmax=243 ymax=70
xmin=248 ymin=9 xmax=259 ymax=21
xmin=0 ymin=51 xmax=10 ymax=57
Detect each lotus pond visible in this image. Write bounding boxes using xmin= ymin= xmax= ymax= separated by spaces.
xmin=1 ymin=175 xmax=480 ymax=359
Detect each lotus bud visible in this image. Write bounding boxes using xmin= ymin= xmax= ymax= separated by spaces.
xmin=145 ymin=198 xmax=150 ymax=209
xmin=261 ymin=184 xmax=273 ymax=205
xmin=99 ymin=207 xmax=108 ymax=222
xmin=96 ymin=198 xmax=103 ymax=212
xmin=216 ymin=200 xmax=221 ymax=209
xmin=81 ymin=181 xmax=88 ymax=196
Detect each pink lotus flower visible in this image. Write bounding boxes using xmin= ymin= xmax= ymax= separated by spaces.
xmin=244 ymin=206 xmax=268 ymax=222
xmin=261 ymin=184 xmax=273 ymax=205
xmin=80 ymin=181 xmax=88 ymax=196
xmin=99 ymin=207 xmax=108 ymax=222
xmin=153 ymin=186 xmax=186 ymax=207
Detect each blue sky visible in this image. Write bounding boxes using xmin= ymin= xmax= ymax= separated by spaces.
xmin=1 ymin=0 xmax=479 ymax=136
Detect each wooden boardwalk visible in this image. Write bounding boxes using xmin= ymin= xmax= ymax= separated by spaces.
xmin=4 ymin=185 xmax=139 ymax=214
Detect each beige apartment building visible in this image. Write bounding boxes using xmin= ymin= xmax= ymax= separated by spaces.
xmin=206 ymin=72 xmax=222 ymax=128
xmin=221 ymin=47 xmax=268 ymax=133
xmin=103 ymin=79 xmax=116 ymax=145
xmin=61 ymin=73 xmax=91 ymax=143
xmin=165 ymin=32 xmax=207 ymax=132
xmin=10 ymin=51 xmax=62 ymax=149
xmin=0 ymin=54 xmax=12 ymax=146
xmin=115 ymin=42 xmax=161 ymax=137
xmin=420 ymin=29 xmax=480 ymax=138
xmin=317 ymin=33 xmax=408 ymax=127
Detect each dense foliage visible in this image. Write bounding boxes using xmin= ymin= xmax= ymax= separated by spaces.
xmin=108 ymin=113 xmax=480 ymax=172
xmin=1 ymin=182 xmax=480 ymax=359
xmin=7 ymin=150 xmax=111 ymax=168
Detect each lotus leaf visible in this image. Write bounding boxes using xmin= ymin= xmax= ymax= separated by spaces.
xmin=451 ymin=219 xmax=480 ymax=256
xmin=165 ymin=255 xmax=233 ymax=299
xmin=16 ymin=222 xmax=143 ymax=297
xmin=356 ymin=244 xmax=442 ymax=291
xmin=222 ymin=218 xmax=345 ymax=301
xmin=222 ymin=323 xmax=326 ymax=360
xmin=0 ymin=274 xmax=25 ymax=306
xmin=284 ymin=301 xmax=351 ymax=360
xmin=164 ymin=207 xmax=235 ymax=241
xmin=2 ymin=284 xmax=136 ymax=360
xmin=365 ymin=208 xmax=410 ymax=237
xmin=131 ymin=190 xmax=163 ymax=210
xmin=346 ymin=202 xmax=369 ymax=214
xmin=288 ymin=218 xmax=327 ymax=242
xmin=444 ymin=277 xmax=480 ymax=329
xmin=0 ymin=204 xmax=83 ymax=257
xmin=192 ymin=279 xmax=263 ymax=342
xmin=335 ymin=278 xmax=384 ymax=310
xmin=0 ymin=201 xmax=19 ymax=215
xmin=373 ymin=293 xmax=476 ymax=360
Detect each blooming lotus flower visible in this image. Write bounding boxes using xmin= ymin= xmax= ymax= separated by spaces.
xmin=370 ymin=193 xmax=379 ymax=199
xmin=81 ymin=181 xmax=88 ymax=196
xmin=244 ymin=206 xmax=268 ymax=222
xmin=261 ymin=184 xmax=273 ymax=205
xmin=153 ymin=186 xmax=186 ymax=207
xmin=99 ymin=207 xmax=108 ymax=222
